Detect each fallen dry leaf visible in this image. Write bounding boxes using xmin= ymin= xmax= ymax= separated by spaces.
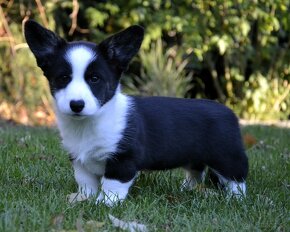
xmin=195 ymin=184 xmax=219 ymax=197
xmin=84 ymin=220 xmax=105 ymax=231
xmin=74 ymin=212 xmax=105 ymax=232
xmin=51 ymin=213 xmax=64 ymax=230
xmin=51 ymin=230 xmax=77 ymax=232
xmin=243 ymin=133 xmax=258 ymax=148
xmin=67 ymin=193 xmax=88 ymax=204
xmin=108 ymin=214 xmax=147 ymax=232
xmin=76 ymin=212 xmax=84 ymax=232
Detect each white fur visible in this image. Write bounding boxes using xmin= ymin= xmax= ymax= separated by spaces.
xmin=56 ymin=88 xmax=131 ymax=163
xmin=73 ymin=160 xmax=100 ymax=197
xmin=227 ymin=181 xmax=246 ymax=197
xmin=55 ymin=46 xmax=99 ymax=116
xmin=96 ymin=177 xmax=135 ymax=206
xmin=212 ymin=169 xmax=246 ymax=197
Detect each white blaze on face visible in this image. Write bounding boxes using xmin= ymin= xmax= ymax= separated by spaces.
xmin=54 ymin=46 xmax=100 ymax=116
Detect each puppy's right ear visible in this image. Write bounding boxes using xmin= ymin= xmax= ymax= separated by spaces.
xmin=24 ymin=20 xmax=66 ymax=67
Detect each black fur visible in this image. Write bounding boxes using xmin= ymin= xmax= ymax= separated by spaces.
xmin=24 ymin=20 xmax=66 ymax=69
xmin=107 ymin=97 xmax=248 ymax=183
xmin=98 ymin=25 xmax=144 ymax=74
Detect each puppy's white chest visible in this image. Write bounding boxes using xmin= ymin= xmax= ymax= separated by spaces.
xmin=55 ymin=92 xmax=131 ymax=164
xmin=61 ymin=127 xmax=117 ymax=163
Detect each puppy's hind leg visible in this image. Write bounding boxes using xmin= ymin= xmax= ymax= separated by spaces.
xmin=211 ymin=169 xmax=247 ymax=198
xmin=181 ymin=164 xmax=206 ymax=191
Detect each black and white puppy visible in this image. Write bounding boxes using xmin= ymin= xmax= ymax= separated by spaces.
xmin=24 ymin=20 xmax=248 ymax=206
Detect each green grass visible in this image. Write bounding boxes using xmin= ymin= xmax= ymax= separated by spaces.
xmin=0 ymin=121 xmax=289 ymax=231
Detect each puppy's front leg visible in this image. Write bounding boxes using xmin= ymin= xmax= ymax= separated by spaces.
xmin=72 ymin=160 xmax=99 ymax=199
xmin=96 ymin=159 xmax=136 ymax=206
xmin=96 ymin=177 xmax=135 ymax=207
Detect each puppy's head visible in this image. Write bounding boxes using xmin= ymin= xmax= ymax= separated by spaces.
xmin=24 ymin=20 xmax=143 ymax=118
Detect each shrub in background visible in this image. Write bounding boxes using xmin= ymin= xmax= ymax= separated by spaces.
xmin=123 ymin=40 xmax=193 ymax=98
xmin=0 ymin=4 xmax=55 ymax=125
xmin=0 ymin=0 xmax=289 ymax=125
xmin=231 ymin=73 xmax=290 ymax=120
xmin=0 ymin=45 xmax=54 ymax=125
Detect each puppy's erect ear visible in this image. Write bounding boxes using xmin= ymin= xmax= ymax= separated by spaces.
xmin=24 ymin=20 xmax=66 ymax=67
xmin=98 ymin=25 xmax=144 ymax=73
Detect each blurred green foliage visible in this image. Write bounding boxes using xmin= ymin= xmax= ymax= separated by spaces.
xmin=123 ymin=40 xmax=193 ymax=97
xmin=0 ymin=0 xmax=289 ymax=124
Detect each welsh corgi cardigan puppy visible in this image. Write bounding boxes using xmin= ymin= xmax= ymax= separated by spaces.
xmin=24 ymin=20 xmax=248 ymax=206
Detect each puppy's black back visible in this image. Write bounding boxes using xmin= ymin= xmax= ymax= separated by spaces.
xmin=116 ymin=97 xmax=248 ymax=182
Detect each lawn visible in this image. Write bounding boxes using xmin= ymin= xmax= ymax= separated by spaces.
xmin=0 ymin=121 xmax=289 ymax=231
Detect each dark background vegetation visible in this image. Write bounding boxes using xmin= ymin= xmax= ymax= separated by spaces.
xmin=0 ymin=0 xmax=289 ymax=125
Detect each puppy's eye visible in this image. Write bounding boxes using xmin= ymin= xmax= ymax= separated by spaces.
xmin=88 ymin=75 xmax=100 ymax=84
xmin=62 ymin=75 xmax=71 ymax=82
xmin=57 ymin=75 xmax=71 ymax=86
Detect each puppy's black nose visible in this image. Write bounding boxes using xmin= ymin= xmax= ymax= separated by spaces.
xmin=70 ymin=100 xmax=85 ymax=113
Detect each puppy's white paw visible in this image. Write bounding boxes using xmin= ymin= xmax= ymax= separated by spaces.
xmin=226 ymin=181 xmax=246 ymax=199
xmin=95 ymin=192 xmax=104 ymax=204
xmin=95 ymin=191 xmax=124 ymax=207
xmin=95 ymin=177 xmax=134 ymax=207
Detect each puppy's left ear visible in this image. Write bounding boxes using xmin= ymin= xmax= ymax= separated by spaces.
xmin=98 ymin=25 xmax=144 ymax=73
